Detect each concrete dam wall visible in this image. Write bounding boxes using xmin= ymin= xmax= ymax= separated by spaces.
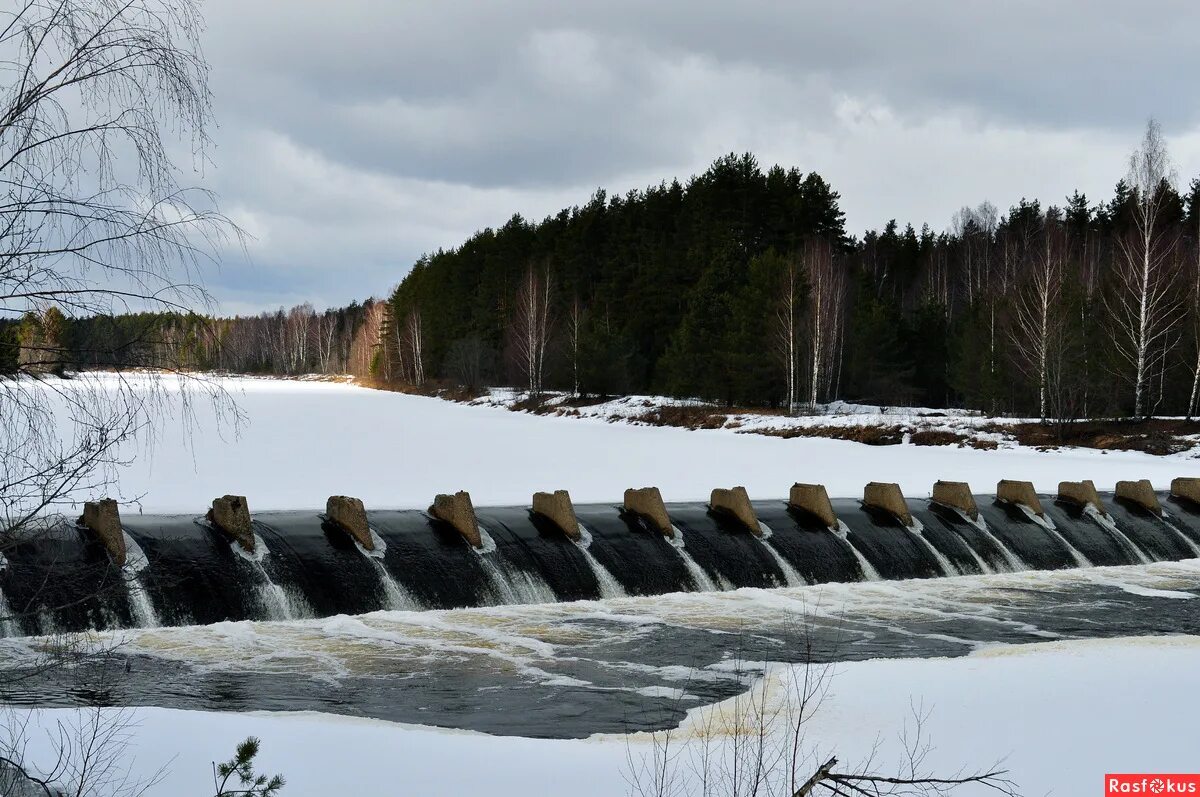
xmin=5 ymin=479 xmax=1200 ymax=635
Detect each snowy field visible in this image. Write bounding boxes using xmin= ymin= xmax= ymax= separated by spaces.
xmin=12 ymin=374 xmax=1200 ymax=795
xmin=27 ymin=374 xmax=1199 ymax=514
xmin=14 ymin=635 xmax=1199 ymax=795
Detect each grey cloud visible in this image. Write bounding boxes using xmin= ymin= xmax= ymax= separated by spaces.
xmin=192 ymin=0 xmax=1200 ymax=311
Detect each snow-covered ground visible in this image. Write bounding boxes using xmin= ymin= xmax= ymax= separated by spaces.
xmin=11 ymin=374 xmax=1200 ymax=796
xmin=24 ymin=374 xmax=1199 ymax=513
xmin=15 ymin=635 xmax=1199 ymax=796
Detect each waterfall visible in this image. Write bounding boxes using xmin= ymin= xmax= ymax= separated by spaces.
xmin=1011 ymin=503 xmax=1092 ymax=568
xmin=474 ymin=527 xmax=558 ymax=605
xmin=233 ymin=534 xmax=313 ymax=620
xmin=947 ymin=508 xmax=1028 ymax=572
xmin=1160 ymin=514 xmax=1200 ymax=558
xmin=904 ymin=517 xmax=958 ymax=576
xmin=832 ymin=521 xmax=881 ymax=581
xmin=573 ymin=525 xmax=627 ymax=599
xmin=931 ymin=511 xmax=993 ymax=574
xmin=1083 ymin=506 xmax=1153 ymax=564
xmin=353 ymin=528 xmax=421 ymax=611
xmin=754 ymin=522 xmax=806 ymax=587
xmin=667 ymin=525 xmax=720 ymax=591
xmin=121 ymin=532 xmax=160 ymax=628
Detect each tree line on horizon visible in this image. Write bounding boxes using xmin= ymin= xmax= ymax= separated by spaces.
xmin=387 ymin=120 xmax=1200 ymax=421
xmin=8 ymin=120 xmax=1200 ymax=422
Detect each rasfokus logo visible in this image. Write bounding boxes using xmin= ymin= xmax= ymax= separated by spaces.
xmin=1107 ymin=774 xmax=1200 ymax=794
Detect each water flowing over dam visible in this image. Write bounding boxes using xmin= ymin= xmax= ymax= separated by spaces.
xmin=4 ymin=479 xmax=1200 ymax=636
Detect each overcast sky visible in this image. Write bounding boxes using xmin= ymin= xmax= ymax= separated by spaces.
xmin=196 ymin=0 xmax=1200 ymax=314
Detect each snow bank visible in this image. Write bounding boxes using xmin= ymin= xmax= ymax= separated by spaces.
xmin=16 ymin=635 xmax=1199 ymax=796
xmin=18 ymin=375 xmax=1197 ymax=512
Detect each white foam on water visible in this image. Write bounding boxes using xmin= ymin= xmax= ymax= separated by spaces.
xmin=121 ymin=532 xmax=160 ymax=628
xmin=948 ymin=507 xmax=1028 ymax=572
xmin=904 ymin=517 xmax=958 ymax=576
xmin=754 ymin=521 xmax=807 ymax=587
xmin=832 ymin=520 xmax=881 ymax=581
xmin=355 ymin=529 xmax=422 ymax=611
xmin=667 ymin=525 xmax=720 ymax=592
xmin=1012 ymin=503 xmax=1092 ymax=567
xmin=574 ymin=525 xmax=627 ymax=599
xmin=1084 ymin=505 xmax=1153 ymax=565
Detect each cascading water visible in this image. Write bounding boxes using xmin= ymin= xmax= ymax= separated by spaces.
xmin=667 ymin=525 xmax=719 ymax=591
xmin=1012 ymin=503 xmax=1092 ymax=567
xmin=905 ymin=517 xmax=959 ymax=576
xmin=573 ymin=525 xmax=627 ymax=599
xmin=832 ymin=520 xmax=881 ymax=581
xmin=1160 ymin=514 xmax=1200 ymax=558
xmin=4 ymin=495 xmax=1196 ymax=634
xmin=121 ymin=532 xmax=160 ymax=628
xmin=948 ymin=507 xmax=1028 ymax=572
xmin=233 ymin=533 xmax=313 ymax=621
xmin=932 ymin=511 xmax=993 ymax=574
xmin=353 ymin=529 xmax=421 ymax=610
xmin=474 ymin=527 xmax=557 ymax=605
xmin=755 ymin=522 xmax=807 ymax=586
xmin=1084 ymin=506 xmax=1153 ymax=564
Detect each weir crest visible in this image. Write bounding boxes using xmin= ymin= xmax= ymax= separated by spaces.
xmin=0 ymin=480 xmax=1194 ymax=635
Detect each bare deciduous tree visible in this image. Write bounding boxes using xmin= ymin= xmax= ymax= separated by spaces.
xmin=1186 ymin=209 xmax=1200 ymax=419
xmin=1009 ymin=209 xmax=1068 ymax=421
xmin=0 ymin=0 xmax=241 ymax=538
xmin=1106 ymin=119 xmax=1184 ymax=418
xmin=772 ymin=254 xmax=802 ymax=414
xmin=509 ymin=263 xmax=552 ymax=395
xmin=801 ymin=240 xmax=846 ymax=409
xmin=567 ymin=295 xmax=583 ymax=397
xmin=402 ymin=306 xmax=425 ymax=385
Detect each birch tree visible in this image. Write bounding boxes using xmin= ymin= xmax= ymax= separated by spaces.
xmin=1186 ymin=225 xmax=1200 ymax=418
xmin=772 ymin=253 xmax=802 ymax=413
xmin=509 ymin=264 xmax=552 ymax=395
xmin=801 ymin=240 xmax=846 ymax=409
xmin=567 ymin=295 xmax=583 ymax=397
xmin=1010 ymin=209 xmax=1067 ymax=420
xmin=1106 ymin=119 xmax=1184 ymax=417
xmin=403 ymin=305 xmax=425 ymax=385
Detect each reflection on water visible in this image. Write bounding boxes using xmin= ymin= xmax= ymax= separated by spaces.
xmin=1 ymin=560 xmax=1198 ymax=738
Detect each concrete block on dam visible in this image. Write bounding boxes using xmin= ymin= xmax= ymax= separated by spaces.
xmin=623 ymin=487 xmax=674 ymax=537
xmin=1170 ymin=477 xmax=1200 ymax=505
xmin=208 ymin=495 xmax=255 ymax=553
xmin=863 ymin=482 xmax=913 ymax=527
xmin=997 ymin=479 xmax=1044 ymax=517
xmin=1114 ymin=479 xmax=1162 ymax=514
xmin=709 ymin=486 xmax=761 ymax=536
xmin=788 ymin=483 xmax=837 ymax=528
xmin=326 ymin=495 xmax=374 ymax=550
xmin=79 ymin=498 xmax=126 ymax=567
xmin=532 ymin=490 xmax=583 ymax=541
xmin=932 ymin=480 xmax=978 ymax=520
xmin=1057 ymin=480 xmax=1106 ymax=515
xmin=429 ymin=491 xmax=482 ymax=549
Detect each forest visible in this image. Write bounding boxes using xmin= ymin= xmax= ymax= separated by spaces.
xmin=387 ymin=123 xmax=1200 ymax=421
xmin=8 ymin=122 xmax=1200 ymax=422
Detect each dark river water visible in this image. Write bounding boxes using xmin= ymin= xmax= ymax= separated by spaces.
xmin=2 ymin=561 xmax=1198 ymax=738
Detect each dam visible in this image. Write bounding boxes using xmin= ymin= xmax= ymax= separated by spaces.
xmin=4 ymin=478 xmax=1200 ymax=636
